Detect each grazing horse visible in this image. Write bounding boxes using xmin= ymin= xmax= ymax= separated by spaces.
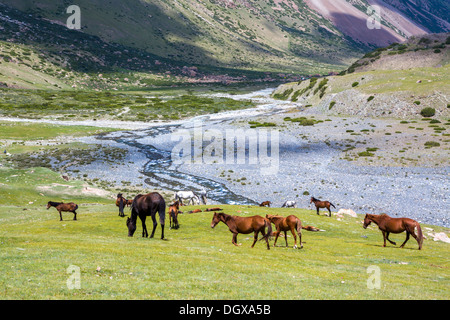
xmin=266 ymin=214 xmax=303 ymax=249
xmin=205 ymin=207 xmax=223 ymax=212
xmin=188 ymin=209 xmax=202 ymax=213
xmin=259 ymin=201 xmax=271 ymax=207
xmin=281 ymin=200 xmax=297 ymax=208
xmin=174 ymin=191 xmax=200 ymax=206
xmin=115 ymin=193 xmax=127 ymax=217
xmin=210 ymin=212 xmax=272 ymax=250
xmin=127 ymin=192 xmax=165 ymax=239
xmin=310 ymin=197 xmax=335 ymax=217
xmin=168 ymin=201 xmax=180 ymax=229
xmin=363 ymin=214 xmax=423 ymax=250
xmin=47 ymin=201 xmax=78 ymax=221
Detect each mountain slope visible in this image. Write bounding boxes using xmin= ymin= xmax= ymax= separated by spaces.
xmin=272 ymin=33 xmax=450 ymax=118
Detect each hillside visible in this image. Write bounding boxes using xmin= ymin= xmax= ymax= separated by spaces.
xmin=272 ymin=33 xmax=450 ymax=119
xmin=1 ymin=0 xmax=449 ymax=77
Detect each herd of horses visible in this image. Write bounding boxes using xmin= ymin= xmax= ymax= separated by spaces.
xmin=46 ymin=190 xmax=424 ymax=250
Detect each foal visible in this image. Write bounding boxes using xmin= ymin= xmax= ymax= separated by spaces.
xmin=47 ymin=201 xmax=78 ymax=221
xmin=310 ymin=197 xmax=335 ymax=217
xmin=363 ymin=213 xmax=423 ymax=250
xmin=266 ymin=214 xmax=303 ymax=249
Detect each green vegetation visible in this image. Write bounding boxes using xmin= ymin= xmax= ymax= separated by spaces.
xmin=0 ymin=167 xmax=448 ymax=299
xmin=420 ymin=107 xmax=436 ymax=117
xmin=284 ymin=116 xmax=319 ymax=126
xmin=424 ymin=141 xmax=440 ymax=148
xmin=248 ymin=121 xmax=277 ymax=128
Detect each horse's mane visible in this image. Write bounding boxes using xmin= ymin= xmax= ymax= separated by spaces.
xmin=311 ymin=197 xmax=319 ymax=201
xmin=48 ymin=201 xmax=63 ymax=206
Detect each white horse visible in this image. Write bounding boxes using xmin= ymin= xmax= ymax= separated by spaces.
xmin=198 ymin=189 xmax=207 ymax=205
xmin=281 ymin=200 xmax=297 ymax=208
xmin=174 ymin=191 xmax=200 ymax=205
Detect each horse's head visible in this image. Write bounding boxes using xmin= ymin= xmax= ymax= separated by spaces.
xmin=126 ymin=217 xmax=136 ymax=237
xmin=210 ymin=212 xmax=221 ymax=228
xmin=266 ymin=214 xmax=275 ymax=222
xmin=363 ymin=214 xmax=372 ymax=229
xmin=46 ymin=202 xmax=51 ymax=209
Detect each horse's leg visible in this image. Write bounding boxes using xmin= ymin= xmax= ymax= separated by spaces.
xmin=407 ymin=224 xmax=421 ymax=250
xmin=327 ymin=206 xmax=331 ymax=217
xmin=259 ymin=228 xmax=270 ymax=250
xmin=290 ymin=228 xmax=297 ymax=249
xmin=273 ymin=229 xmax=280 ymax=247
xmin=400 ymin=231 xmax=410 ymax=248
xmin=149 ymin=214 xmax=157 ymax=238
xmin=381 ymin=231 xmax=387 ymax=247
xmin=73 ymin=211 xmax=77 ymax=221
xmin=160 ymin=220 xmax=165 ymax=240
xmin=316 ymin=207 xmax=320 ymax=215
xmin=251 ymin=231 xmax=259 ymax=248
xmin=284 ymin=231 xmax=289 ymax=247
xmin=385 ymin=232 xmax=396 ymax=245
xmin=232 ymin=233 xmax=240 ymax=246
xmin=59 ymin=210 xmax=63 ymax=221
xmin=141 ymin=216 xmax=148 ymax=238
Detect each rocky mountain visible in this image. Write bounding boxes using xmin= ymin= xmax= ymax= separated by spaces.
xmin=1 ymin=0 xmax=449 ymax=76
xmin=272 ymin=32 xmax=450 ymax=118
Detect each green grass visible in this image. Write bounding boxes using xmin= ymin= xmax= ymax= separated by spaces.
xmin=0 ymin=166 xmax=448 ymax=299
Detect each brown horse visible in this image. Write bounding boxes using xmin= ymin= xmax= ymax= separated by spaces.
xmin=266 ymin=214 xmax=303 ymax=249
xmin=310 ymin=197 xmax=335 ymax=217
xmin=47 ymin=201 xmax=78 ymax=221
xmin=116 ymin=193 xmax=128 ymax=217
xmin=210 ymin=212 xmax=272 ymax=250
xmin=205 ymin=207 xmax=223 ymax=212
xmin=363 ymin=213 xmax=423 ymax=250
xmin=259 ymin=201 xmax=271 ymax=207
xmin=168 ymin=201 xmax=180 ymax=229
xmin=127 ymin=192 xmax=165 ymax=239
xmin=188 ymin=209 xmax=202 ymax=213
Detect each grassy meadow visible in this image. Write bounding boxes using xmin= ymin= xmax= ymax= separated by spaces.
xmin=0 ymin=166 xmax=449 ymax=300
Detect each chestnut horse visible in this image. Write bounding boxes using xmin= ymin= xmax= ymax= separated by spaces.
xmin=168 ymin=200 xmax=180 ymax=229
xmin=363 ymin=214 xmax=423 ymax=250
xmin=127 ymin=192 xmax=165 ymax=239
xmin=47 ymin=201 xmax=78 ymax=221
xmin=310 ymin=197 xmax=335 ymax=217
xmin=259 ymin=201 xmax=271 ymax=207
xmin=116 ymin=193 xmax=127 ymax=217
xmin=210 ymin=212 xmax=272 ymax=250
xmin=266 ymin=214 xmax=303 ymax=249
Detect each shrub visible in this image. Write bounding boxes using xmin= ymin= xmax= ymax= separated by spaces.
xmin=413 ymin=100 xmax=421 ymax=105
xmin=424 ymin=141 xmax=440 ymax=148
xmin=329 ymin=101 xmax=336 ymax=110
xmin=352 ymin=82 xmax=359 ymax=87
xmin=367 ymin=96 xmax=374 ymax=102
xmin=420 ymin=107 xmax=435 ymax=117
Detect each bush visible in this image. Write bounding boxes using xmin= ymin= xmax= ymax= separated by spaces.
xmin=352 ymin=82 xmax=359 ymax=87
xmin=367 ymin=96 xmax=374 ymax=102
xmin=413 ymin=100 xmax=421 ymax=105
xmin=424 ymin=141 xmax=440 ymax=148
xmin=420 ymin=107 xmax=435 ymax=117
xmin=329 ymin=101 xmax=336 ymax=110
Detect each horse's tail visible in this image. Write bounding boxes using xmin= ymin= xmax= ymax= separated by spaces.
xmin=265 ymin=219 xmax=272 ymax=238
xmin=159 ymin=199 xmax=166 ymax=225
xmin=330 ymin=202 xmax=336 ymax=209
xmin=296 ymin=219 xmax=302 ymax=237
xmin=416 ymin=222 xmax=423 ymax=249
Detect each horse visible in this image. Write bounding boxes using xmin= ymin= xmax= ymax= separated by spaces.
xmin=115 ymin=193 xmax=127 ymax=217
xmin=310 ymin=197 xmax=335 ymax=217
xmin=126 ymin=192 xmax=166 ymax=239
xmin=259 ymin=201 xmax=271 ymax=207
xmin=210 ymin=212 xmax=272 ymax=250
xmin=266 ymin=214 xmax=303 ymax=249
xmin=47 ymin=201 xmax=78 ymax=221
xmin=168 ymin=201 xmax=180 ymax=229
xmin=363 ymin=213 xmax=423 ymax=250
xmin=188 ymin=209 xmax=202 ymax=213
xmin=174 ymin=190 xmax=200 ymax=206
xmin=198 ymin=189 xmax=207 ymax=205
xmin=205 ymin=207 xmax=223 ymax=212
xmin=281 ymin=200 xmax=297 ymax=208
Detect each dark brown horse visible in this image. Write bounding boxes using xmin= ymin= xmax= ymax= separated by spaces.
xmin=47 ymin=201 xmax=78 ymax=221
xmin=310 ymin=197 xmax=335 ymax=217
xmin=266 ymin=214 xmax=303 ymax=249
xmin=115 ymin=193 xmax=127 ymax=217
xmin=363 ymin=213 xmax=423 ymax=250
xmin=126 ymin=192 xmax=165 ymax=239
xmin=168 ymin=201 xmax=180 ymax=229
xmin=259 ymin=201 xmax=271 ymax=207
xmin=210 ymin=212 xmax=272 ymax=250
xmin=205 ymin=207 xmax=223 ymax=212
